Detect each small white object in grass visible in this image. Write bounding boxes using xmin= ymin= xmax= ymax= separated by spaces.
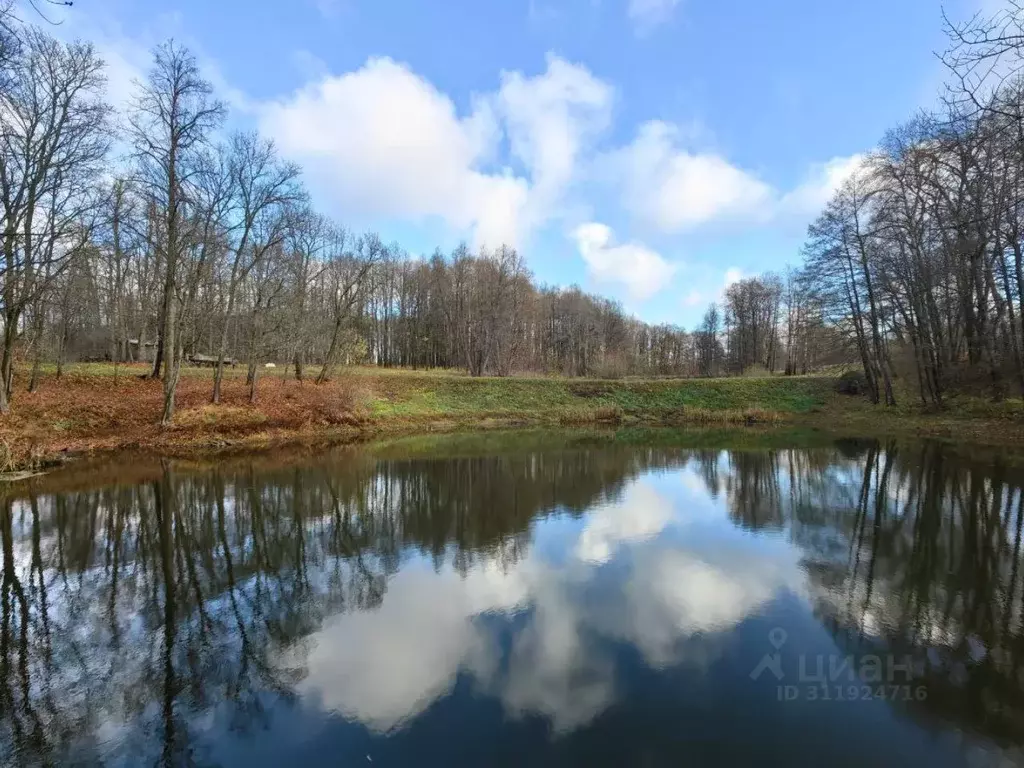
xmin=264 ymin=363 xmax=277 ymax=369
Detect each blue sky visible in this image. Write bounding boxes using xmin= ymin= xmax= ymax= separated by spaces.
xmin=49 ymin=0 xmax=982 ymax=326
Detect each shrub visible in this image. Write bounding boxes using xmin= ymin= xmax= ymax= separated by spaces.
xmin=319 ymin=377 xmax=370 ymax=425
xmin=835 ymin=369 xmax=867 ymax=396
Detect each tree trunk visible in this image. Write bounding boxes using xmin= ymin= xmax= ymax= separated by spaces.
xmin=212 ymin=275 xmax=239 ymax=404
xmin=0 ymin=310 xmax=19 ymax=413
xmin=249 ymin=362 xmax=259 ymax=403
xmin=26 ymin=307 xmax=43 ymax=393
xmin=152 ymin=281 xmax=170 ymax=380
xmin=160 ymin=294 xmax=179 ymax=426
xmin=317 ymin=316 xmax=344 ymax=385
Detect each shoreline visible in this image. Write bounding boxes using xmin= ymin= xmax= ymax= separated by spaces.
xmin=1 ymin=365 xmax=1023 ymax=474
xmin=5 ymin=408 xmax=1024 ymax=480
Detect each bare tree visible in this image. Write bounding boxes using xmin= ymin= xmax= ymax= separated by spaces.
xmin=0 ymin=28 xmax=110 ymax=413
xmin=803 ymin=170 xmax=898 ymax=405
xmin=285 ymin=208 xmax=330 ymax=382
xmin=695 ymin=304 xmax=721 ymax=377
xmin=128 ymin=40 xmax=225 ymax=424
xmin=211 ymin=132 xmax=301 ymax=403
xmin=242 ymin=243 xmax=291 ymax=402
xmin=316 ymin=231 xmax=380 ymax=384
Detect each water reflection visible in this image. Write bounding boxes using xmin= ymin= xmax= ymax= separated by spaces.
xmin=1 ymin=433 xmax=1023 ymax=766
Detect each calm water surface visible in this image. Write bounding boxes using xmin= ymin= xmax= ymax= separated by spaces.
xmin=2 ymin=431 xmax=1023 ymax=766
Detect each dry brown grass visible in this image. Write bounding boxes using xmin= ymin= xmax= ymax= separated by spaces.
xmin=0 ymin=365 xmax=369 ymax=468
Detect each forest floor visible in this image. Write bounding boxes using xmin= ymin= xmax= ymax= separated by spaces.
xmin=0 ymin=362 xmax=1022 ymax=471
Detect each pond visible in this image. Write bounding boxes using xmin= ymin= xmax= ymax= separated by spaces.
xmin=1 ymin=430 xmax=1022 ymax=767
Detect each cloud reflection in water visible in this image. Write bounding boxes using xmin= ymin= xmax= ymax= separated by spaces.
xmin=292 ymin=471 xmax=804 ymax=733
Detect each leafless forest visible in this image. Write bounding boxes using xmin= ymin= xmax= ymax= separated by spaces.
xmin=4 ymin=2 xmax=1024 ymax=423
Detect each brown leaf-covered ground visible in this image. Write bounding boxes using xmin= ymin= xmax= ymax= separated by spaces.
xmin=0 ymin=364 xmax=365 ymax=467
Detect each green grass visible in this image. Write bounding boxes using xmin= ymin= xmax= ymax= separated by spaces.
xmin=366 ymin=373 xmax=830 ymax=423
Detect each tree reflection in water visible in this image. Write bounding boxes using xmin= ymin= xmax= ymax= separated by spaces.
xmin=0 ymin=434 xmax=1022 ymax=764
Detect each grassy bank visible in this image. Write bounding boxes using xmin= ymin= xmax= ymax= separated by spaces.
xmin=0 ymin=362 xmax=1021 ymax=470
xmin=363 ymin=367 xmax=825 ymax=423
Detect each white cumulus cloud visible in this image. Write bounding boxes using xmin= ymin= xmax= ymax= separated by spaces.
xmin=608 ymin=120 xmax=864 ymax=233
xmin=495 ymin=54 xmax=612 ymax=237
xmin=573 ymin=222 xmax=677 ymax=299
xmin=259 ymin=54 xmax=611 ymax=249
xmin=609 ymin=121 xmax=774 ymax=232
xmin=778 ymin=153 xmax=866 ymax=215
xmin=259 ymin=57 xmax=525 ymax=247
